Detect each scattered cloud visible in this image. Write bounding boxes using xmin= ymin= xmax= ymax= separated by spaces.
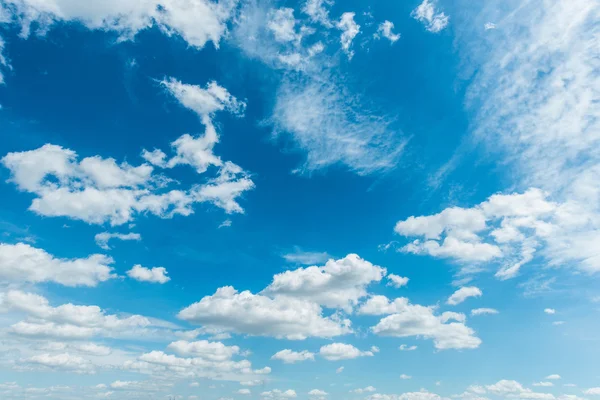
xmin=471 ymin=308 xmax=499 ymax=316
xmin=399 ymin=344 xmax=417 ymax=351
xmin=411 ymin=0 xmax=449 ymax=33
xmin=375 ymin=21 xmax=400 ymax=43
xmin=544 ymin=309 xmax=556 ymax=315
xmin=126 ymin=265 xmax=170 ymax=284
xmin=447 ymin=287 xmax=483 ymax=305
xmin=337 ymin=12 xmax=360 ymax=59
xmin=271 ymin=349 xmax=315 ymax=364
xmin=94 ymin=232 xmax=141 ymax=250
xmin=282 ymin=248 xmax=331 ymax=265
xmin=319 ymin=343 xmax=374 ymax=361
xmin=387 ymin=274 xmax=409 ymax=288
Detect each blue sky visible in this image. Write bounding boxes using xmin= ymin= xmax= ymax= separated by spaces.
xmin=0 ymin=0 xmax=599 ymax=399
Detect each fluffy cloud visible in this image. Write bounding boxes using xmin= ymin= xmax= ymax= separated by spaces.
xmin=411 ymin=0 xmax=449 ymax=33
xmin=271 ymin=349 xmax=315 ymax=364
xmin=177 ymin=286 xmax=351 ymax=340
xmin=302 ymin=0 xmax=332 ymax=27
xmin=319 ymin=343 xmax=374 ymax=361
xmin=393 ymin=188 xmax=591 ymax=278
xmin=533 ymin=383 xmax=554 ymax=388
xmin=126 ymin=265 xmax=171 ymax=284
xmin=167 ymin=340 xmax=239 ymax=362
xmin=0 ymin=242 xmax=115 ymax=287
xmin=584 ymin=388 xmax=600 ymax=395
xmin=0 ymin=290 xmax=173 ymax=340
xmin=26 ymin=353 xmax=94 ymax=374
xmin=544 ymin=309 xmax=556 ymax=315
xmin=353 ymin=387 xmax=377 ymax=394
xmin=485 ymin=380 xmax=554 ymax=400
xmin=94 ymin=232 xmax=141 ymax=250
xmin=387 ymin=274 xmax=409 ymax=288
xmin=471 ymin=308 xmax=499 ymax=316
xmin=359 ymin=295 xmax=481 ymax=350
xmin=309 ymin=389 xmax=328 ymax=397
xmin=337 ymin=12 xmax=359 ymax=59
xmin=263 ymin=254 xmax=386 ymax=310
xmin=2 ymin=0 xmax=237 ymax=48
xmin=447 ymin=287 xmax=483 ymax=305
xmin=375 ymin=21 xmax=400 ymax=43
xmin=399 ymin=344 xmax=417 ymax=351
xmin=367 ymin=390 xmax=443 ymax=400
xmin=546 ymin=375 xmax=561 ymax=380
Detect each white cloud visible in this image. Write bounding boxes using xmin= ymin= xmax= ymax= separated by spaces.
xmin=0 ymin=35 xmax=8 ymax=84
xmin=387 ymin=274 xmax=409 ymax=288
xmin=458 ymin=0 xmax=600 ymax=275
xmin=302 ymin=0 xmax=332 ymax=27
xmin=336 ymin=366 xmax=344 ymax=373
xmin=367 ymin=390 xmax=443 ymax=400
xmin=399 ymin=344 xmax=417 ymax=351
xmin=544 ymin=309 xmax=556 ymax=315
xmin=177 ymin=286 xmax=351 ymax=340
xmin=26 ymin=353 xmax=94 ymax=374
xmin=471 ymin=308 xmax=499 ymax=316
xmin=0 ymin=242 xmax=115 ymax=287
xmin=447 ymin=287 xmax=483 ymax=305
xmin=271 ymin=349 xmax=315 ymax=364
xmin=2 ymin=0 xmax=237 ymax=48
xmin=583 ymin=388 xmax=600 ymax=395
xmin=271 ymin=77 xmax=405 ymax=175
xmin=353 ymin=387 xmax=377 ymax=394
xmin=267 ymin=8 xmax=300 ymax=43
xmin=484 ymin=22 xmax=496 ymax=30
xmin=94 ymin=232 xmax=141 ymax=250
xmin=552 ymin=321 xmax=565 ymax=326
xmin=127 ymin=265 xmax=171 ymax=284
xmin=360 ymin=295 xmax=481 ymax=350
xmin=375 ymin=21 xmax=400 ymax=43
xmin=261 ymin=389 xmax=297 ymax=399
xmin=167 ymin=340 xmax=239 ymax=361
xmin=309 ymin=389 xmax=328 ymax=397
xmin=411 ymin=0 xmax=449 ymax=33
xmin=238 ymin=388 xmax=252 ymax=395
xmin=263 ymin=254 xmax=386 ymax=310
xmin=533 ymin=383 xmax=554 ymax=388
xmin=400 ymin=374 xmax=412 ymax=380
xmin=282 ymin=248 xmax=330 ymax=265
xmin=485 ymin=380 xmax=554 ymax=400
xmin=337 ymin=12 xmax=360 ymax=59
xmin=319 ymin=343 xmax=374 ymax=361
xmin=1 ymin=290 xmax=173 ymax=340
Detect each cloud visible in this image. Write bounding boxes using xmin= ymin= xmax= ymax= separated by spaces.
xmin=387 ymin=274 xmax=409 ymax=288
xmin=263 ymin=254 xmax=386 ymax=310
xmin=1 ymin=290 xmax=174 ymax=340
xmin=271 ymin=77 xmax=406 ymax=175
xmin=544 ymin=309 xmax=556 ymax=315
xmin=337 ymin=12 xmax=360 ymax=59
xmin=166 ymin=340 xmax=239 ymax=361
xmin=127 ymin=265 xmax=171 ymax=284
xmin=319 ymin=343 xmax=374 ymax=361
xmin=471 ymin=308 xmax=499 ymax=316
xmin=177 ymin=286 xmax=351 ymax=340
xmin=447 ymin=287 xmax=483 ymax=305
xmin=0 ymin=242 xmax=115 ymax=287
xmin=94 ymin=232 xmax=141 ymax=250
xmin=336 ymin=366 xmax=344 ymax=373
xmin=238 ymin=388 xmax=252 ymax=395
xmin=375 ymin=21 xmax=400 ymax=43
xmin=282 ymin=248 xmax=331 ymax=265
xmin=399 ymin=344 xmax=417 ymax=351
xmin=400 ymin=374 xmax=412 ymax=380
xmin=26 ymin=353 xmax=94 ymax=374
xmin=353 ymin=387 xmax=377 ymax=394
xmin=302 ymin=0 xmax=332 ymax=27
xmin=359 ymin=295 xmax=481 ymax=350
xmin=2 ymin=0 xmax=238 ymax=48
xmin=533 ymin=383 xmax=554 ymax=388
xmin=267 ymin=8 xmax=300 ymax=43
xmin=411 ymin=0 xmax=449 ymax=33
xmin=271 ymin=349 xmax=315 ymax=364
xmin=393 ymin=188 xmax=599 ymax=278
xmin=0 ymin=35 xmax=8 ymax=84
xmin=261 ymin=389 xmax=297 ymax=399
xmin=545 ymin=374 xmax=561 ymax=380
xmin=309 ymin=389 xmax=328 ymax=397
xmin=485 ymin=380 xmax=554 ymax=400
xmin=367 ymin=390 xmax=443 ymax=400
xmin=583 ymin=388 xmax=600 ymax=395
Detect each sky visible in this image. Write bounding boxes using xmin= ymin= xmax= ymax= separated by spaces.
xmin=0 ymin=0 xmax=599 ymax=399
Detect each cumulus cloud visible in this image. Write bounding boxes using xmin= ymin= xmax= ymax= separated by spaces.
xmin=367 ymin=390 xmax=443 ymax=400
xmin=447 ymin=287 xmax=483 ymax=305
xmin=358 ymin=295 xmax=481 ymax=350
xmin=94 ymin=232 xmax=141 ymax=250
xmin=0 ymin=242 xmax=115 ymax=287
xmin=319 ymin=343 xmax=374 ymax=361
xmin=302 ymin=0 xmax=332 ymax=27
xmin=485 ymin=380 xmax=554 ymax=400
xmin=127 ymin=265 xmax=171 ymax=284
xmin=387 ymin=274 xmax=409 ymax=288
xmin=177 ymin=286 xmax=351 ymax=340
xmin=583 ymin=388 xmax=600 ymax=395
xmin=2 ymin=0 xmax=238 ymax=48
xmin=375 ymin=21 xmax=400 ymax=43
xmin=353 ymin=386 xmax=377 ymax=394
xmin=544 ymin=309 xmax=556 ymax=315
xmin=263 ymin=254 xmax=386 ymax=310
xmin=399 ymin=344 xmax=417 ymax=351
xmin=271 ymin=349 xmax=315 ymax=364
xmin=0 ymin=290 xmax=173 ymax=340
xmin=411 ymin=0 xmax=449 ymax=33
xmin=261 ymin=389 xmax=298 ymax=399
